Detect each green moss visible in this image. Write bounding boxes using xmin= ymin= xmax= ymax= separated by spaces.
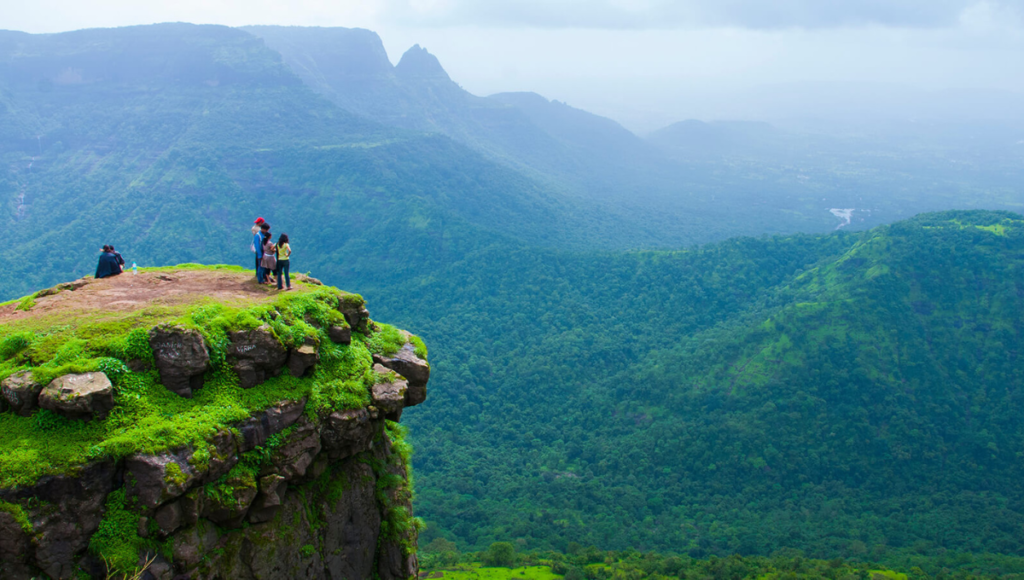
xmin=339 ymin=294 xmax=365 ymax=308
xmin=88 ymin=488 xmax=154 ymax=574
xmin=0 ymin=267 xmax=429 ymax=490
xmin=0 ymin=332 xmax=34 ymax=359
xmin=0 ymin=499 xmax=33 ymax=534
xmin=408 ymin=335 xmax=428 ymax=360
xmin=164 ymin=462 xmax=187 ymax=487
xmin=15 ymin=295 xmax=36 ymax=312
xmin=362 ymin=323 xmax=406 ymax=357
xmin=372 ymin=421 xmax=421 ymax=557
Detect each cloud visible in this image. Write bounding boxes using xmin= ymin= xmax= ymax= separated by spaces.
xmin=383 ymin=0 xmax=1024 ymax=30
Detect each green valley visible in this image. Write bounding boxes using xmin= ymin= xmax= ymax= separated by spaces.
xmin=1 ymin=22 xmax=1023 ymax=579
xmin=380 ymin=211 xmax=1024 ymax=562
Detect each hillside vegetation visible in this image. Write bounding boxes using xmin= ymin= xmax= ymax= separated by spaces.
xmin=2 ymin=22 xmax=1024 ymax=575
xmin=379 ymin=211 xmax=1024 ymax=561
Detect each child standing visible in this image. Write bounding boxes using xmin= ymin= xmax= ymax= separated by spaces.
xmin=275 ymin=233 xmax=292 ymax=291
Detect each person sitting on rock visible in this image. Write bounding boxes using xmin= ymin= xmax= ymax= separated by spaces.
xmin=109 ymin=245 xmax=125 ymax=270
xmin=95 ymin=246 xmax=122 ymax=279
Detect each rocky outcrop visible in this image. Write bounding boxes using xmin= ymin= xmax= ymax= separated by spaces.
xmin=373 ymin=341 xmax=429 ymax=408
xmin=288 ymin=343 xmax=320 ymax=377
xmin=1 ymin=371 xmax=44 ymax=416
xmin=149 ymin=327 xmax=211 ymax=397
xmin=372 ymin=364 xmax=409 ymax=421
xmin=38 ymin=372 xmax=115 ymax=421
xmin=327 ymin=324 xmax=352 ymax=344
xmin=338 ymin=296 xmax=372 ymax=334
xmin=321 ymin=408 xmax=375 ymax=461
xmin=227 ymin=326 xmax=289 ymax=389
xmin=0 ymin=278 xmax=427 ymax=580
xmin=1 ymin=394 xmax=423 ymax=579
xmin=0 ymin=460 xmax=119 ymax=580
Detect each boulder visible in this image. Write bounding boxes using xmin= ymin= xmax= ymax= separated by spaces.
xmin=287 ymin=344 xmax=319 ymax=378
xmin=327 ymin=325 xmax=351 ymax=344
xmin=235 ymin=398 xmax=307 ymax=453
xmin=247 ymin=474 xmax=287 ymax=524
xmin=227 ymin=325 xmax=287 ymax=389
xmin=171 ymin=521 xmax=220 ymax=571
xmin=0 ymin=505 xmax=32 ymax=566
xmin=179 ymin=490 xmax=203 ymax=528
xmin=372 ymin=364 xmax=408 ymax=420
xmin=2 ymin=371 xmax=44 ymax=416
xmin=337 ymin=297 xmax=372 ymax=334
xmin=38 ymin=372 xmax=115 ymax=421
xmin=2 ymin=460 xmax=118 ymax=580
xmin=373 ymin=343 xmax=430 ymax=387
xmin=149 ymin=327 xmax=210 ymax=397
xmin=197 ymin=429 xmax=239 ymax=484
xmin=321 ymin=408 xmax=376 ymax=461
xmin=201 ymin=476 xmax=258 ymax=528
xmin=265 ymin=418 xmax=321 ymax=482
xmin=125 ymin=452 xmax=199 ymax=509
xmin=154 ymin=501 xmax=183 ymax=537
xmin=373 ymin=342 xmax=429 ymax=408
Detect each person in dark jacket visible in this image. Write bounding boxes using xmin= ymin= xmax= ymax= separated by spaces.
xmin=252 ymin=217 xmax=266 ymax=281
xmin=95 ymin=246 xmax=122 ymax=279
xmin=109 ymin=245 xmax=125 ymax=269
xmin=258 ymin=222 xmax=273 ymax=283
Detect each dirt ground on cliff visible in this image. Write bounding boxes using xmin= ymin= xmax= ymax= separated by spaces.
xmin=0 ymin=268 xmax=288 ymax=324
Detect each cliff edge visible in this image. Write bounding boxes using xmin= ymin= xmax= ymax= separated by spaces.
xmin=0 ymin=265 xmax=430 ymax=580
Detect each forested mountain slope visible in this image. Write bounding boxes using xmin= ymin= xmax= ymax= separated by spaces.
xmin=3 ymin=23 xmax=1024 ymax=569
xmin=0 ymin=24 xmax=649 ymax=299
xmin=246 ymin=26 xmax=1024 ymax=242
xmin=375 ymin=210 xmax=1024 ymax=559
xmin=243 ymin=26 xmax=685 ymax=220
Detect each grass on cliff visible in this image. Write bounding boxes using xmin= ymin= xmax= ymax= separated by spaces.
xmin=0 ymin=269 xmax=426 ymax=490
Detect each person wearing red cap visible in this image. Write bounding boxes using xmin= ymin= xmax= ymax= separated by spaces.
xmin=251 ymin=218 xmax=267 ymax=282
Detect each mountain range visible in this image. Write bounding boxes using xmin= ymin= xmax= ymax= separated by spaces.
xmin=2 ymin=22 xmax=1024 ymax=569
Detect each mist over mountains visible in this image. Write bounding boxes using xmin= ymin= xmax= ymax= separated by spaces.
xmin=1 ymin=21 xmax=1024 ymax=573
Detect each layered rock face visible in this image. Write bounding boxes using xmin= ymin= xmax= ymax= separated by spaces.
xmin=0 ymin=270 xmax=429 ymax=580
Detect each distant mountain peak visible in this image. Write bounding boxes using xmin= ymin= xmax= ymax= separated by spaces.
xmin=395 ymin=44 xmax=450 ymax=81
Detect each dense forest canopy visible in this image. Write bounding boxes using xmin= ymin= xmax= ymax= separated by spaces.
xmin=2 ymin=23 xmax=1023 ymax=574
xmin=383 ymin=211 xmax=1024 ymax=559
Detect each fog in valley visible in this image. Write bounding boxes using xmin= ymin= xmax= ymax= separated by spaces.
xmin=3 ymin=2 xmax=1024 ymax=577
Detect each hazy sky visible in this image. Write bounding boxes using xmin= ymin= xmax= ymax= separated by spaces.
xmin=6 ymin=0 xmax=1024 ymax=131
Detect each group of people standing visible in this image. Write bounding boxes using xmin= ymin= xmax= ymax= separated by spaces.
xmin=251 ymin=217 xmax=292 ymax=290
xmin=95 ymin=245 xmax=127 ymax=279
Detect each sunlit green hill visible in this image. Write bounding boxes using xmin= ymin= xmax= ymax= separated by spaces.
xmin=387 ymin=210 xmax=1024 ymax=559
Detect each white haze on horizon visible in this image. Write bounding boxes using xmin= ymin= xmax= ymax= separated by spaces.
xmin=4 ymin=0 xmax=1024 ymax=133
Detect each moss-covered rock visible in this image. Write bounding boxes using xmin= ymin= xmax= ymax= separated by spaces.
xmin=0 ymin=266 xmax=429 ymax=579
xmin=38 ymin=372 xmax=115 ymax=421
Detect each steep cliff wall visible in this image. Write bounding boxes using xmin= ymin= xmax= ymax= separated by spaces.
xmin=0 ymin=266 xmax=429 ymax=579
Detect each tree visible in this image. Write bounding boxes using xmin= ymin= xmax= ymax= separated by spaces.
xmin=482 ymin=542 xmax=516 ymax=567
